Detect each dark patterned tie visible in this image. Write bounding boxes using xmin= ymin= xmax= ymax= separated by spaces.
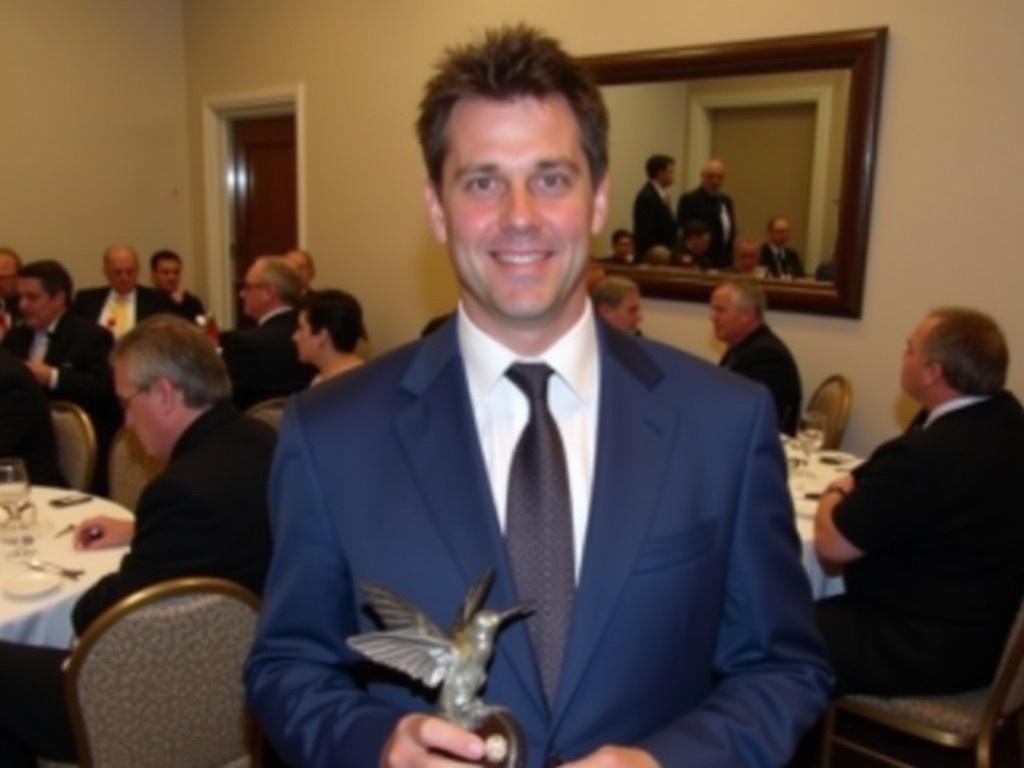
xmin=505 ymin=363 xmax=574 ymax=705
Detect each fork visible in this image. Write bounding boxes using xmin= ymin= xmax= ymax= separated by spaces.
xmin=27 ymin=558 xmax=85 ymax=581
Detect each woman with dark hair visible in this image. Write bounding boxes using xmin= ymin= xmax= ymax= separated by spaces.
xmin=292 ymin=289 xmax=366 ymax=385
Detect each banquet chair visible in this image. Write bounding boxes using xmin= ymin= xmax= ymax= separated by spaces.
xmin=806 ymin=374 xmax=853 ymax=450
xmin=107 ymin=426 xmax=165 ymax=511
xmin=245 ymin=396 xmax=287 ymax=432
xmin=59 ymin=577 xmax=262 ymax=768
xmin=49 ymin=401 xmax=97 ymax=492
xmin=821 ymin=597 xmax=1024 ymax=767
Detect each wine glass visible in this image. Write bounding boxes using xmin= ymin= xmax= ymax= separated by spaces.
xmin=795 ymin=411 xmax=828 ymax=474
xmin=0 ymin=458 xmax=35 ymax=559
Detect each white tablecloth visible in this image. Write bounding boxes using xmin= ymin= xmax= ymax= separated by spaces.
xmin=784 ymin=444 xmax=861 ymax=599
xmin=0 ymin=486 xmax=132 ymax=649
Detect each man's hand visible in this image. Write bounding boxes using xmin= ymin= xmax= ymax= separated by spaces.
xmin=73 ymin=515 xmax=135 ymax=550
xmin=562 ymin=746 xmax=660 ymax=768
xmin=380 ymin=713 xmax=485 ymax=767
xmin=24 ymin=358 xmax=54 ymax=387
xmin=814 ymin=472 xmax=863 ymax=565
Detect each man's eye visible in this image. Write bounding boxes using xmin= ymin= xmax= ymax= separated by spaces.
xmin=465 ymin=176 xmax=501 ymax=195
xmin=532 ymin=172 xmax=571 ymax=193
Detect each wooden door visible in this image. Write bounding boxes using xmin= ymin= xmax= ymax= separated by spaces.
xmin=229 ymin=114 xmax=297 ymax=325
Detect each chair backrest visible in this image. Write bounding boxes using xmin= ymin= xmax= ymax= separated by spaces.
xmin=806 ymin=374 xmax=853 ymax=450
xmin=989 ymin=598 xmax=1024 ymax=719
xmin=49 ymin=401 xmax=97 ymax=491
xmin=245 ymin=397 xmax=287 ymax=432
xmin=107 ymin=426 xmax=165 ymax=511
xmin=63 ymin=577 xmax=261 ymax=768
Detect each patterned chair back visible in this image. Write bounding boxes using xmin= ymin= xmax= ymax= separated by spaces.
xmin=107 ymin=426 xmax=165 ymax=511
xmin=244 ymin=396 xmax=287 ymax=432
xmin=63 ymin=577 xmax=261 ymax=768
xmin=49 ymin=401 xmax=97 ymax=492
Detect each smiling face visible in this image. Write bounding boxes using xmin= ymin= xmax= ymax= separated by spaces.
xmin=424 ymin=95 xmax=608 ymax=354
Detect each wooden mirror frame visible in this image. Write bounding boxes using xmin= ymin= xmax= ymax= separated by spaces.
xmin=580 ymin=27 xmax=887 ymax=317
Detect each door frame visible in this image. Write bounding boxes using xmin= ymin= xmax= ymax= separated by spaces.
xmin=201 ymin=84 xmax=306 ymax=325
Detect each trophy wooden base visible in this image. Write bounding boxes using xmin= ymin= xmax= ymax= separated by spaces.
xmin=474 ymin=709 xmax=525 ymax=768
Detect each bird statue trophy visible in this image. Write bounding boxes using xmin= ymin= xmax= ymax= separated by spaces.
xmin=347 ymin=568 xmax=533 ymax=767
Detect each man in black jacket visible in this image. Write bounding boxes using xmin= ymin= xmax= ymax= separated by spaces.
xmin=71 ymin=244 xmax=173 ymax=339
xmin=711 ymin=278 xmax=802 ymax=434
xmin=815 ymin=308 xmax=1024 ymax=696
xmin=0 ymin=315 xmax=276 ymax=767
xmin=3 ymin=260 xmax=119 ymax=489
xmin=220 ymin=255 xmax=315 ymax=409
xmin=0 ymin=346 xmax=63 ymax=486
xmin=676 ymin=158 xmax=736 ymax=269
xmin=632 ymin=154 xmax=677 ymax=263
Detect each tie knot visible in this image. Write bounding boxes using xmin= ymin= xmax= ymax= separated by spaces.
xmin=506 ymin=362 xmax=553 ymax=402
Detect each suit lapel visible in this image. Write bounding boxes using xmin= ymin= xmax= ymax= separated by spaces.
xmin=44 ymin=313 xmax=74 ymax=366
xmin=552 ymin=329 xmax=675 ymax=723
xmin=392 ymin=323 xmax=547 ymax=718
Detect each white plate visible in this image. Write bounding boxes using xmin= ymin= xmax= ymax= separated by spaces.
xmin=2 ymin=570 xmax=61 ymax=599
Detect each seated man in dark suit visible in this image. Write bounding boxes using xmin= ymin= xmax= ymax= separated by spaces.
xmin=815 ymin=308 xmax=1024 ymax=696
xmin=3 ymin=260 xmax=120 ymax=487
xmin=711 ymin=278 xmax=802 ymax=434
xmin=594 ymin=228 xmax=634 ymax=264
xmin=760 ymin=215 xmax=805 ymax=278
xmin=0 ymin=314 xmax=276 ymax=767
xmin=149 ymin=248 xmax=206 ymax=322
xmin=592 ymin=275 xmax=643 ymax=336
xmin=0 ymin=246 xmax=21 ymax=339
xmin=71 ymin=244 xmax=173 ymax=339
xmin=0 ymin=347 xmax=64 ymax=486
xmin=220 ymin=255 xmax=315 ymax=410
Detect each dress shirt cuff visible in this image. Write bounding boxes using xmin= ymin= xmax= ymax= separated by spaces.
xmin=49 ymin=367 xmax=59 ymax=390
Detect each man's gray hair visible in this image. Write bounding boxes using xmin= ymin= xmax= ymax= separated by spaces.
xmin=592 ymin=276 xmax=639 ymax=309
xmin=723 ymin=278 xmax=766 ymax=320
xmin=112 ymin=315 xmax=231 ymax=407
xmin=257 ymin=256 xmax=302 ymax=306
xmin=923 ymin=307 xmax=1008 ymax=395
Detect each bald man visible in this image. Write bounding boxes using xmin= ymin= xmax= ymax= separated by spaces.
xmin=676 ymin=159 xmax=736 ymax=269
xmin=72 ymin=244 xmax=173 ymax=338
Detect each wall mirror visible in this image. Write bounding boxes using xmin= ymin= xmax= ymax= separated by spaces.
xmin=581 ymin=27 xmax=887 ymax=317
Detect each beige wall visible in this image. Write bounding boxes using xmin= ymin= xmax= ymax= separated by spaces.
xmin=11 ymin=0 xmax=1019 ymax=457
xmin=0 ymin=1 xmax=191 ymax=289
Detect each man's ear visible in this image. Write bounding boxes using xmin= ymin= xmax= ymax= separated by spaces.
xmin=590 ymin=173 xmax=610 ymax=235
xmin=424 ymin=182 xmax=448 ymax=244
xmin=149 ymin=377 xmax=181 ymax=413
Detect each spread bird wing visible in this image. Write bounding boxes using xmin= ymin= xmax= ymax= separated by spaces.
xmin=347 ymin=628 xmax=454 ymax=688
xmin=457 ymin=568 xmax=496 ymax=628
xmin=360 ymin=582 xmax=446 ymax=639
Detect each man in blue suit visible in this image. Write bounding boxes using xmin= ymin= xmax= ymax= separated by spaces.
xmin=246 ymin=25 xmax=831 ymax=767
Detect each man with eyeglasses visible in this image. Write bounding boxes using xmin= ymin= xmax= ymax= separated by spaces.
xmin=0 ymin=315 xmax=275 ymax=767
xmin=220 ymin=255 xmax=315 ymax=410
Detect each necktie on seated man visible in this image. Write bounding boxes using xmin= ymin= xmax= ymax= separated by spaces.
xmin=505 ymin=362 xmax=574 ymax=706
xmin=110 ymin=294 xmax=128 ymax=338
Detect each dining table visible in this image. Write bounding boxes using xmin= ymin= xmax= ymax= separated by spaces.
xmin=784 ymin=441 xmax=862 ymax=600
xmin=0 ymin=485 xmax=132 ymax=649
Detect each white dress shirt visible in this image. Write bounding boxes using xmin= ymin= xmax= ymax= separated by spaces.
xmin=99 ymin=289 xmax=137 ymax=338
xmin=924 ymin=395 xmax=989 ymax=428
xmin=458 ymin=302 xmax=600 ymax=580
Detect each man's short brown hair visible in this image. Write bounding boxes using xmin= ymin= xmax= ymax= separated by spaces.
xmin=923 ymin=308 xmax=1008 ymax=395
xmin=416 ymin=24 xmax=608 ymax=187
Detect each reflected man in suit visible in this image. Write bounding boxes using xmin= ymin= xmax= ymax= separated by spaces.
xmin=246 ymin=25 xmax=830 ymax=768
xmin=0 ymin=315 xmax=275 ymax=767
xmin=150 ymin=249 xmax=206 ymax=322
xmin=760 ymin=216 xmax=805 ymax=279
xmin=71 ymin=244 xmax=173 ymax=339
xmin=676 ymin=158 xmax=736 ymax=269
xmin=631 ymin=154 xmax=676 ymax=263
xmin=815 ymin=308 xmax=1024 ymax=696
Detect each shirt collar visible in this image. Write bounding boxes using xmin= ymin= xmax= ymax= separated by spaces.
xmin=924 ymin=394 xmax=989 ymax=427
xmin=257 ymin=305 xmax=292 ymax=326
xmin=458 ymin=301 xmax=598 ymax=406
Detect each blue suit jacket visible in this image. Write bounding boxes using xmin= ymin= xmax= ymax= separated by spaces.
xmin=245 ymin=318 xmax=832 ymax=767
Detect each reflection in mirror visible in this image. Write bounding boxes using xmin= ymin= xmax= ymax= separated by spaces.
xmin=581 ymin=28 xmax=887 ymax=317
